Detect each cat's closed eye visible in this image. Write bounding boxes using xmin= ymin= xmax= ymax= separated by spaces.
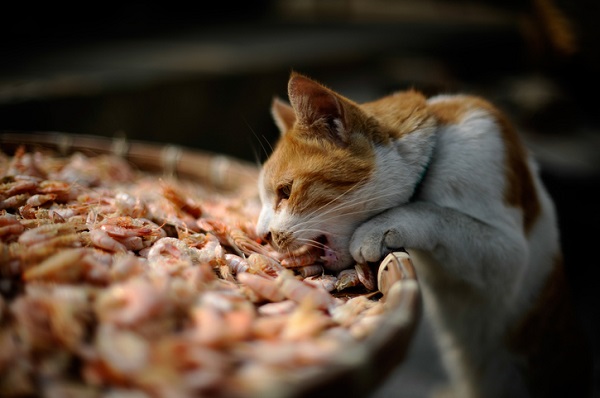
xmin=276 ymin=182 xmax=292 ymax=207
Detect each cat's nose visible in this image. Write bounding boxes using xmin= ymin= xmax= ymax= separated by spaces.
xmin=268 ymin=230 xmax=291 ymax=249
xmin=262 ymin=231 xmax=272 ymax=244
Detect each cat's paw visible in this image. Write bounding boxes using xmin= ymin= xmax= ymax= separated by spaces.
xmin=349 ymin=217 xmax=405 ymax=264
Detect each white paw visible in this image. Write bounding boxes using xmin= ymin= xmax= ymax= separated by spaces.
xmin=350 ymin=219 xmax=405 ymax=264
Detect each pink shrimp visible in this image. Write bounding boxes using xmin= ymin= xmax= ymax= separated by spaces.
xmin=257 ymin=300 xmax=297 ymax=316
xmin=5 ymin=146 xmax=46 ymax=177
xmin=95 ymin=324 xmax=150 ymax=377
xmin=297 ymin=264 xmax=324 ymax=278
xmin=161 ymin=183 xmax=203 ymax=218
xmin=18 ymin=223 xmax=76 ymax=245
xmin=251 ymin=315 xmax=288 ymax=339
xmin=147 ymin=237 xmax=193 ymax=264
xmin=0 ymin=177 xmax=37 ymax=197
xmin=281 ymin=300 xmax=333 ymax=341
xmin=303 ymin=274 xmax=338 ymax=292
xmin=237 ymin=272 xmax=285 ymax=303
xmin=120 ymin=236 xmax=145 ymax=251
xmin=95 ymin=277 xmax=166 ymax=326
xmin=17 ymin=204 xmax=37 ymax=220
xmin=224 ymin=253 xmax=249 ymax=274
xmin=197 ymin=218 xmax=271 ymax=257
xmin=25 ymin=193 xmax=57 ymax=207
xmin=192 ymin=290 xmax=256 ymax=346
xmin=0 ymin=213 xmax=24 ymax=238
xmin=330 ymin=295 xmax=380 ymax=327
xmin=280 ymin=247 xmax=322 ymax=268
xmin=246 ymin=253 xmax=284 ymax=277
xmin=192 ymin=305 xmax=226 ymax=347
xmin=22 ymin=234 xmax=82 ymax=262
xmin=17 ymin=223 xmax=81 ymax=262
xmin=113 ymin=191 xmax=146 ymax=218
xmin=0 ymin=241 xmax=20 ymax=272
xmin=110 ymin=254 xmax=149 ymax=282
xmin=89 ymin=229 xmax=127 ymax=253
xmin=276 ymin=270 xmax=339 ymax=311
xmin=335 ymin=268 xmax=361 ymax=291
xmin=1 ymin=193 xmax=31 ymax=210
xmin=354 ymin=262 xmax=377 ymax=291
xmin=99 ymin=216 xmax=164 ymax=238
xmin=23 ymin=248 xmax=86 ymax=282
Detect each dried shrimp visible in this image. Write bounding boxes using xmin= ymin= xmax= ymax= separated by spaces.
xmin=0 ymin=147 xmax=391 ymax=397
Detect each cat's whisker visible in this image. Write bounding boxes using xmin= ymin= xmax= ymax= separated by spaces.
xmin=243 ymin=116 xmax=273 ymax=164
xmin=304 ymin=205 xmax=394 ymax=227
xmin=296 ymin=176 xmax=371 ymax=223
xmin=290 ymin=188 xmax=406 ymax=232
xmin=290 ymin=186 xmax=399 ymax=231
xmin=295 ymin=235 xmax=331 ymax=248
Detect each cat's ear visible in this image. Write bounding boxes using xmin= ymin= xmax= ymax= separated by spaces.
xmin=271 ymin=97 xmax=296 ymax=135
xmin=287 ymin=73 xmax=348 ymax=145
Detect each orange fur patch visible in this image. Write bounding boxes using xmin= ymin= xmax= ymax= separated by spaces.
xmin=362 ymin=90 xmax=435 ymax=141
xmin=429 ymin=97 xmax=541 ymax=234
xmin=263 ymin=128 xmax=375 ymax=215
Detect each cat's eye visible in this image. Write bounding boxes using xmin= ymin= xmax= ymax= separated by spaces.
xmin=276 ymin=182 xmax=292 ymax=204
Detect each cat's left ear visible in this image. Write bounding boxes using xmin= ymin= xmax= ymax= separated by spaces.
xmin=287 ymin=73 xmax=348 ymax=146
xmin=271 ymin=97 xmax=296 ymax=135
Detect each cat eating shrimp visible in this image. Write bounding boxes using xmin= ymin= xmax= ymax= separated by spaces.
xmin=257 ymin=72 xmax=591 ymax=397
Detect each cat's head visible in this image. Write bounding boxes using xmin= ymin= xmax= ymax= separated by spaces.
xmin=256 ymin=73 xmax=434 ymax=270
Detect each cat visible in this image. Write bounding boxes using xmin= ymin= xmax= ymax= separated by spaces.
xmin=256 ymin=72 xmax=591 ymax=397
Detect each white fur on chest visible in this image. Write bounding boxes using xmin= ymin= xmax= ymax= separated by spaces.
xmin=380 ymin=96 xmax=562 ymax=397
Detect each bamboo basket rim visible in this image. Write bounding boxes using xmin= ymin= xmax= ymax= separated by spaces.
xmin=0 ymin=132 xmax=421 ymax=398
xmin=0 ymin=131 xmax=260 ymax=193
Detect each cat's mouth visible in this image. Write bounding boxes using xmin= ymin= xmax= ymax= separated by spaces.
xmin=316 ymin=235 xmax=338 ymax=267
xmin=276 ymin=234 xmax=339 ymax=268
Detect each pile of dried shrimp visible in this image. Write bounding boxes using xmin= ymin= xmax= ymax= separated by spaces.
xmin=0 ymin=147 xmax=389 ymax=398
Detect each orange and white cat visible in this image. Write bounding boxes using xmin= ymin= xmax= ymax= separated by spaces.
xmin=257 ymin=72 xmax=591 ymax=397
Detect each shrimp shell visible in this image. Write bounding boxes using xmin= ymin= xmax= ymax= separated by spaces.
xmin=18 ymin=223 xmax=77 ymax=245
xmin=224 ymin=253 xmax=249 ymax=274
xmin=0 ymin=178 xmax=37 ymax=197
xmin=197 ymin=218 xmax=271 ymax=257
xmin=303 ymin=274 xmax=338 ymax=292
xmin=281 ymin=300 xmax=333 ymax=341
xmin=355 ymin=262 xmax=377 ymax=291
xmin=23 ymin=248 xmax=86 ymax=282
xmin=276 ymin=271 xmax=338 ymax=311
xmin=26 ymin=193 xmax=57 ymax=207
xmin=237 ymin=272 xmax=285 ymax=303
xmin=280 ymin=249 xmax=322 ymax=268
xmin=257 ymin=300 xmax=297 ymax=316
xmin=246 ymin=253 xmax=284 ymax=277
xmin=297 ymin=264 xmax=324 ymax=278
xmin=161 ymin=183 xmax=203 ymax=218
xmin=0 ymin=222 xmax=24 ymax=238
xmin=21 ymin=234 xmax=82 ymax=262
xmin=95 ymin=278 xmax=166 ymax=326
xmin=0 ymin=193 xmax=30 ymax=209
xmin=335 ymin=268 xmax=360 ymax=291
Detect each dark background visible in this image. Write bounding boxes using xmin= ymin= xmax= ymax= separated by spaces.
xmin=1 ymin=1 xmax=598 ymax=396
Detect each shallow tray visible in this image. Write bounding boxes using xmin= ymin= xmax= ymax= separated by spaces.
xmin=0 ymin=132 xmax=421 ymax=398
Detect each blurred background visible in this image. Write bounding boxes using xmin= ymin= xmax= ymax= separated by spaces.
xmin=1 ymin=0 xmax=598 ymax=396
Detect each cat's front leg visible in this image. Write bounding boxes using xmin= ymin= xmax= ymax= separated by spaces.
xmin=350 ymin=201 xmax=439 ymax=264
xmin=350 ymin=201 xmax=527 ymax=290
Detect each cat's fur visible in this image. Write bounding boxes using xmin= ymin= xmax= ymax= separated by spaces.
xmin=257 ymin=72 xmax=591 ymax=397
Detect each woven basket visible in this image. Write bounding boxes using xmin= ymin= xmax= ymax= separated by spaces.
xmin=0 ymin=132 xmax=421 ymax=398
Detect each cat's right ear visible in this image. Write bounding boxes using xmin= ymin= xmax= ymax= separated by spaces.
xmin=271 ymin=97 xmax=296 ymax=135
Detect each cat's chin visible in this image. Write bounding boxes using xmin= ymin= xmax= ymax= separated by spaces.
xmin=321 ymin=235 xmax=355 ymax=271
